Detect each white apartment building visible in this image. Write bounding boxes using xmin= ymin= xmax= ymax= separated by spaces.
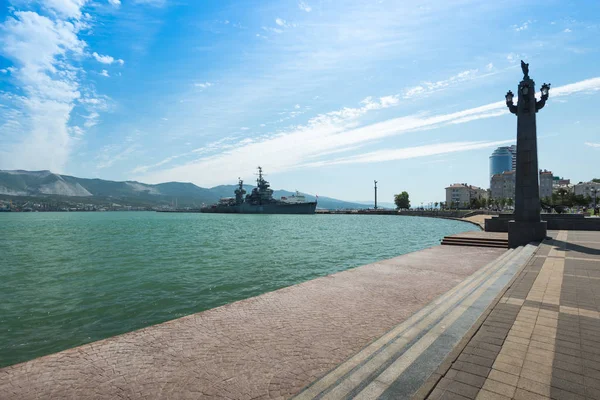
xmin=574 ymin=181 xmax=600 ymax=199
xmin=445 ymin=183 xmax=488 ymax=208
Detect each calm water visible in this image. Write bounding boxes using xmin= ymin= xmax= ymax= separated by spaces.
xmin=0 ymin=212 xmax=476 ymax=367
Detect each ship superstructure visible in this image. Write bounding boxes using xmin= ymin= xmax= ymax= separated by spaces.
xmin=201 ymin=167 xmax=317 ymax=214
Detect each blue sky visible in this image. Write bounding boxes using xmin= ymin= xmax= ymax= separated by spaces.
xmin=0 ymin=0 xmax=599 ymax=205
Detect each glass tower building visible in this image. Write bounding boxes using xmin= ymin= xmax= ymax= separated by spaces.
xmin=489 ymin=147 xmax=514 ymax=178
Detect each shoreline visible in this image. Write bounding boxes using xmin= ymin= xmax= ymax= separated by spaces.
xmin=0 ymin=240 xmax=504 ymax=399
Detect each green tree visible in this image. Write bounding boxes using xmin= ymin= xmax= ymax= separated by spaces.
xmin=507 ymin=198 xmax=514 ymax=208
xmin=499 ymin=198 xmax=507 ymax=209
xmin=592 ymin=178 xmax=600 ymax=183
xmin=556 ymin=188 xmax=569 ymax=206
xmin=434 ymin=202 xmax=439 ymax=209
xmin=394 ymin=191 xmax=410 ymax=210
xmin=481 ymin=198 xmax=488 ymax=208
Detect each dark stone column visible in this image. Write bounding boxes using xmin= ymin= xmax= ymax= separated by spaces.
xmin=506 ymin=64 xmax=548 ymax=248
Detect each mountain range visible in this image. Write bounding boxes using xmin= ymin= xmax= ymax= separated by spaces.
xmin=0 ymin=170 xmax=369 ymax=210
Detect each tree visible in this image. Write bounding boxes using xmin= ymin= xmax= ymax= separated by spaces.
xmin=481 ymin=198 xmax=488 ymax=208
xmin=507 ymin=198 xmax=514 ymax=208
xmin=394 ymin=191 xmax=410 ymax=210
xmin=434 ymin=202 xmax=439 ymax=209
xmin=499 ymin=198 xmax=507 ymax=209
xmin=556 ymin=188 xmax=569 ymax=206
xmin=592 ymin=178 xmax=600 ymax=183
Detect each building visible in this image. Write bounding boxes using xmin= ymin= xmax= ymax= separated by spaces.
xmin=490 ymin=171 xmax=516 ymax=201
xmin=508 ymin=145 xmax=517 ymax=171
xmin=490 ymin=170 xmax=553 ymax=201
xmin=539 ymin=170 xmax=554 ymax=200
xmin=489 ymin=147 xmax=514 ymax=178
xmin=574 ymin=181 xmax=600 ymax=199
xmin=445 ymin=183 xmax=488 ymax=208
xmin=489 ymin=145 xmax=517 ymax=179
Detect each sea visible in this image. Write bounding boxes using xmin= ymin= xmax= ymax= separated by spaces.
xmin=0 ymin=211 xmax=477 ymax=367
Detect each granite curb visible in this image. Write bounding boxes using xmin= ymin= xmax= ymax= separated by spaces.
xmin=412 ymin=242 xmax=540 ymax=399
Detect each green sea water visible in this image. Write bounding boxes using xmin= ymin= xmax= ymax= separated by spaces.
xmin=0 ymin=212 xmax=477 ymax=367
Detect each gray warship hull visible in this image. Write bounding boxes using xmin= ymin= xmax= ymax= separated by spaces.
xmin=201 ymin=201 xmax=317 ymax=214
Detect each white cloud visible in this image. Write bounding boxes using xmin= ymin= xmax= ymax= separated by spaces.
xmin=42 ymin=0 xmax=87 ymax=19
xmin=141 ymin=76 xmax=600 ymax=186
xmin=194 ymin=81 xmax=213 ymax=89
xmin=100 ymin=69 xmax=109 ymax=77
xmin=108 ymin=0 xmax=121 ymax=6
xmin=585 ymin=142 xmax=600 ymax=148
xmin=294 ymin=104 xmax=300 ymax=109
xmin=486 ymin=63 xmax=494 ymax=71
xmin=275 ymin=18 xmax=286 ymax=27
xmin=83 ymin=111 xmax=100 ymax=128
xmin=132 ymin=0 xmax=167 ymax=6
xmin=0 ymin=8 xmax=88 ymax=172
xmin=403 ymin=68 xmax=480 ymax=99
xmin=564 ymin=28 xmax=572 ymax=33
xmin=262 ymin=26 xmax=283 ymax=34
xmin=260 ymin=124 xmax=266 ymax=127
xmin=97 ymin=143 xmax=139 ymax=169
xmin=506 ymin=53 xmax=520 ymax=63
xmin=92 ymin=51 xmax=114 ymax=64
xmin=513 ymin=20 xmax=531 ymax=32
xmin=240 ymin=127 xmax=249 ymax=130
xmin=302 ymin=140 xmax=514 ymax=167
xmin=298 ymin=1 xmax=312 ymax=12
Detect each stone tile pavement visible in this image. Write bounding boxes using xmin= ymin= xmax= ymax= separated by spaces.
xmin=424 ymin=230 xmax=600 ymax=400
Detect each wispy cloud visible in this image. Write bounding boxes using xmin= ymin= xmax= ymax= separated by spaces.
xmin=141 ymin=76 xmax=600 ymax=186
xmin=403 ymin=68 xmax=482 ymax=99
xmin=194 ymin=82 xmax=213 ymax=89
xmin=93 ymin=52 xmax=114 ymax=64
xmin=586 ymin=142 xmax=600 ymax=148
xmin=513 ymin=20 xmax=532 ymax=32
xmin=302 ymin=140 xmax=514 ymax=167
xmin=100 ymin=69 xmax=109 ymax=77
xmin=298 ymin=1 xmax=312 ymax=12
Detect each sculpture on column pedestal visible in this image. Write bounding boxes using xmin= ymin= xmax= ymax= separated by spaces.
xmin=504 ymin=61 xmax=551 ymax=248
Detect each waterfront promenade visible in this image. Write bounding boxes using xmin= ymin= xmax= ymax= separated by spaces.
xmin=420 ymin=230 xmax=600 ymax=400
xmin=0 ymin=244 xmax=504 ymax=399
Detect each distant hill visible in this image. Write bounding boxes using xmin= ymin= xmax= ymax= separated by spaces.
xmin=0 ymin=170 xmax=366 ymax=210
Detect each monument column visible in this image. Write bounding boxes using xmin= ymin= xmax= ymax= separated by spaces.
xmin=505 ymin=61 xmax=550 ymax=248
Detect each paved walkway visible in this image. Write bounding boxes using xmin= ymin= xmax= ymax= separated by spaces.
xmin=424 ymin=230 xmax=600 ymax=400
xmin=0 ymin=245 xmax=503 ymax=400
xmin=293 ymin=245 xmax=533 ymax=399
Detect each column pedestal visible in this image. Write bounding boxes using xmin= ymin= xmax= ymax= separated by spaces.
xmin=508 ymin=220 xmax=547 ymax=248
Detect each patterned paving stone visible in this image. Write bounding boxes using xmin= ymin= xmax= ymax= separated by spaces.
xmin=423 ymin=230 xmax=600 ymax=400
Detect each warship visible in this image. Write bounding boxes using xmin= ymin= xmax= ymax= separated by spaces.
xmin=200 ymin=167 xmax=317 ymax=214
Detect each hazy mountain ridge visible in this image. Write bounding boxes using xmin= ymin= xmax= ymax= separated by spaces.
xmin=0 ymin=170 xmax=366 ymax=210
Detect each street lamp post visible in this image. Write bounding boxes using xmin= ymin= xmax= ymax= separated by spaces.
xmin=504 ymin=61 xmax=551 ymax=247
xmin=374 ymin=180 xmax=378 ymax=210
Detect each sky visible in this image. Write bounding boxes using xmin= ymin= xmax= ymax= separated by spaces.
xmin=0 ymin=0 xmax=599 ymax=206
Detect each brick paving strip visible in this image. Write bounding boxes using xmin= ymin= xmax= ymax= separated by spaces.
xmin=0 ymin=245 xmax=506 ymax=399
xmin=421 ymin=230 xmax=600 ymax=400
xmin=293 ymin=244 xmax=536 ymax=400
